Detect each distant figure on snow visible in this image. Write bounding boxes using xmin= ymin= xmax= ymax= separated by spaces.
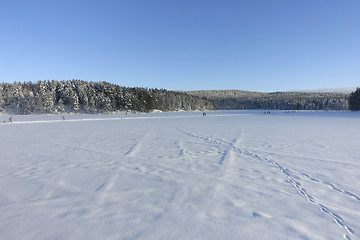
xmin=62 ymin=116 xmax=65 ymax=121
xmin=9 ymin=116 xmax=12 ymax=123
xmin=203 ymin=112 xmax=206 ymax=116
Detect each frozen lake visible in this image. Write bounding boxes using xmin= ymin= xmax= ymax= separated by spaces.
xmin=1 ymin=111 xmax=359 ymax=240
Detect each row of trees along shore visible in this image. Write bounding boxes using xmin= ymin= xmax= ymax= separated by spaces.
xmin=0 ymin=80 xmax=215 ymax=114
xmin=187 ymin=90 xmax=350 ymax=111
xmin=1 ymin=80 xmax=359 ymax=115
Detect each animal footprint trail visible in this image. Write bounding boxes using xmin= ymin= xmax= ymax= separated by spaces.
xmin=298 ymin=172 xmax=360 ymax=202
xmin=178 ymin=128 xmax=356 ymax=240
xmin=230 ymin=149 xmax=356 ymax=239
xmin=252 ymin=153 xmax=360 ymax=204
xmin=178 ymin=129 xmax=229 ymax=150
xmin=244 ymin=151 xmax=357 ymax=240
xmin=178 ymin=128 xmax=239 ymax=175
xmin=191 ymin=131 xmax=359 ymax=202
xmin=308 ymin=177 xmax=360 ymax=202
xmin=281 ymin=171 xmax=354 ymax=238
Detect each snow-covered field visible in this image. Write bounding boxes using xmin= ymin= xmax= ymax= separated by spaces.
xmin=1 ymin=111 xmax=359 ymax=240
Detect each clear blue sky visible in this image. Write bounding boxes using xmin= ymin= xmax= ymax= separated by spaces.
xmin=1 ymin=0 xmax=359 ymax=92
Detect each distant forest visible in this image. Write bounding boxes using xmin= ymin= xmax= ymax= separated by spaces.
xmin=188 ymin=90 xmax=349 ymax=110
xmin=0 ymin=81 xmax=354 ymax=115
xmin=0 ymin=80 xmax=215 ymax=114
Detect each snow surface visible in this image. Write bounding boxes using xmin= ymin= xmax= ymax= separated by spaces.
xmin=1 ymin=111 xmax=360 ymax=240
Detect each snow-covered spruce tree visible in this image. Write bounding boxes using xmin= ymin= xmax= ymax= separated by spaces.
xmin=44 ymin=90 xmax=55 ymax=113
xmin=57 ymin=98 xmax=65 ymax=113
xmin=0 ymin=89 xmax=4 ymax=113
xmin=348 ymin=88 xmax=360 ymax=111
xmin=35 ymin=94 xmax=44 ymax=113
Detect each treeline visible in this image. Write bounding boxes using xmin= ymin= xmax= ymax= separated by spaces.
xmin=188 ymin=90 xmax=349 ymax=110
xmin=0 ymin=80 xmax=215 ymax=114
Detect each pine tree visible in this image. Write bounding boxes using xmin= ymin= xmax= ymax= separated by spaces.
xmin=73 ymin=94 xmax=80 ymax=113
xmin=0 ymin=92 xmax=4 ymax=112
xmin=348 ymin=88 xmax=360 ymax=111
xmin=57 ymin=98 xmax=65 ymax=113
xmin=44 ymin=90 xmax=54 ymax=113
xmin=36 ymin=96 xmax=44 ymax=113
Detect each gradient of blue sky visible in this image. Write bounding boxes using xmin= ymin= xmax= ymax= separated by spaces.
xmin=1 ymin=0 xmax=359 ymax=92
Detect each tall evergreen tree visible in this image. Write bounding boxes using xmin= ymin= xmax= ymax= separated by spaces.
xmin=36 ymin=95 xmax=44 ymax=113
xmin=57 ymin=99 xmax=65 ymax=113
xmin=0 ymin=93 xmax=4 ymax=112
xmin=348 ymin=88 xmax=360 ymax=111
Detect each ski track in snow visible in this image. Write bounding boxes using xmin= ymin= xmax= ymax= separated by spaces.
xmin=96 ymin=128 xmax=153 ymax=205
xmin=198 ymin=131 xmax=241 ymax=218
xmin=125 ymin=128 xmax=153 ymax=157
xmin=178 ymin=128 xmax=357 ymax=240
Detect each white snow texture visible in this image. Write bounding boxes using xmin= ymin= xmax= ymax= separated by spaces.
xmin=1 ymin=111 xmax=359 ymax=240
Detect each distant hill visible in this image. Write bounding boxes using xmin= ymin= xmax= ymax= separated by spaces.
xmin=294 ymin=87 xmax=356 ymax=94
xmin=187 ymin=90 xmax=349 ymax=110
